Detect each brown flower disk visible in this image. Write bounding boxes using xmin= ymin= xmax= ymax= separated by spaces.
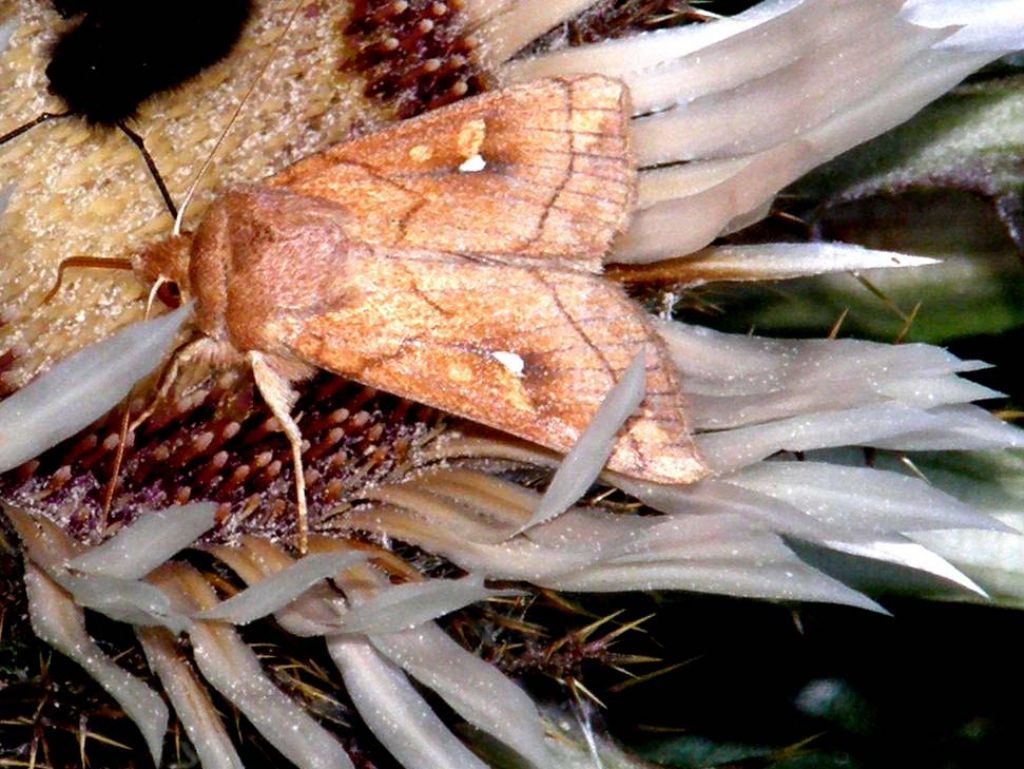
xmin=0 ymin=368 xmax=442 ymax=543
xmin=344 ymin=0 xmax=489 ymax=117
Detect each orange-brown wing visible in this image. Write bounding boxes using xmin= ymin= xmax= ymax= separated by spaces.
xmin=266 ymin=76 xmax=635 ymax=273
xmin=277 ymin=248 xmax=706 ymax=485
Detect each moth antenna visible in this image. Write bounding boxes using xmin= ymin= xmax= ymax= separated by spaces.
xmin=0 ymin=110 xmax=72 ymax=145
xmin=40 ymin=255 xmax=135 ymax=305
xmin=174 ymin=0 xmax=307 ymax=236
xmin=116 ymin=122 xmax=179 ymax=220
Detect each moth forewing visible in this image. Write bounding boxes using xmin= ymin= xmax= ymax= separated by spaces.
xmin=266 ymin=75 xmax=635 ymax=273
xmin=282 ymin=244 xmax=706 ymax=485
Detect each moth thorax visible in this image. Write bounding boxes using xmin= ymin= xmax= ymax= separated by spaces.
xmin=134 ymin=234 xmax=194 ymax=297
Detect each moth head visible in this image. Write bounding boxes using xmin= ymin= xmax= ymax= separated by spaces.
xmin=133 ymin=234 xmax=194 ymax=305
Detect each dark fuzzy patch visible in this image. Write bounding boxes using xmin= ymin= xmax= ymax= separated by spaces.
xmin=45 ymin=0 xmax=254 ymax=125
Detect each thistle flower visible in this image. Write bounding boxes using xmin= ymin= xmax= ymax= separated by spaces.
xmin=1 ymin=2 xmax=1023 ymax=768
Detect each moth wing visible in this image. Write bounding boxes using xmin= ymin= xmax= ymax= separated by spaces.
xmin=267 ymin=76 xmax=634 ymax=273
xmin=280 ymin=250 xmax=706 ymax=485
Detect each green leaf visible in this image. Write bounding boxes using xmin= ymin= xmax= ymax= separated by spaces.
xmin=797 ymin=74 xmax=1024 ymax=209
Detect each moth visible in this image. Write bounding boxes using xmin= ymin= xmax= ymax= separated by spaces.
xmin=133 ymin=74 xmax=708 ymax=552
xmin=1 ymin=0 xmax=254 ymax=217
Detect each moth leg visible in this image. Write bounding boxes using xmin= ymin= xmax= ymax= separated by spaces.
xmin=248 ymin=351 xmax=309 ymax=555
xmin=101 ymin=334 xmax=228 ymax=526
xmin=127 ymin=335 xmax=230 ymax=433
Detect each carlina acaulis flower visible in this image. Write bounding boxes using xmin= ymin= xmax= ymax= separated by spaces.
xmin=1 ymin=2 xmax=1024 ymax=769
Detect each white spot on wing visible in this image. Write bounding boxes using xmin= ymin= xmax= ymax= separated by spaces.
xmin=458 ymin=153 xmax=487 ymax=173
xmin=491 ymin=350 xmax=524 ymax=376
